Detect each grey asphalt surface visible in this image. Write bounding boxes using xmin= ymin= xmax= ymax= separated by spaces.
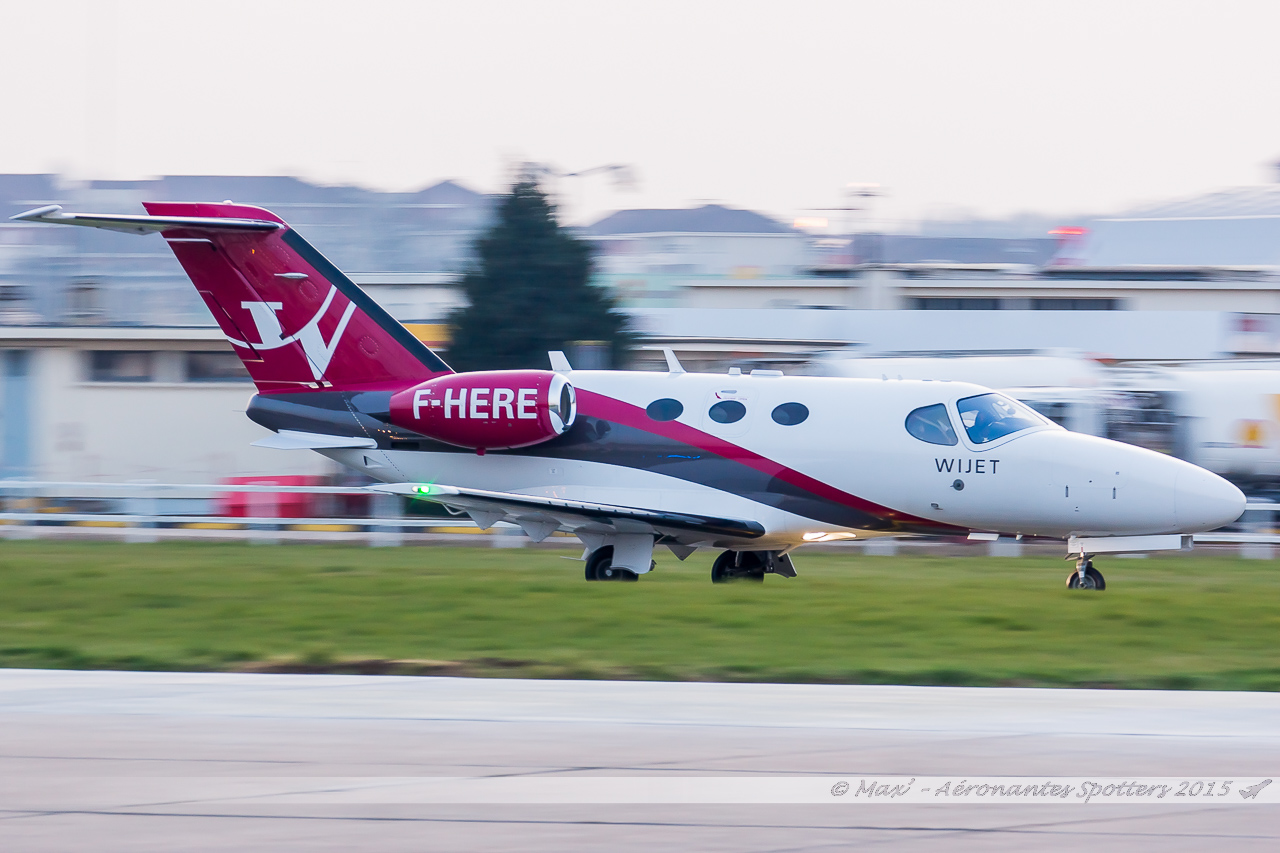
xmin=0 ymin=670 xmax=1276 ymax=851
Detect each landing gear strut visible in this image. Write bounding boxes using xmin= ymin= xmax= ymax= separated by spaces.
xmin=711 ymin=550 xmax=766 ymax=583
xmin=1066 ymin=556 xmax=1106 ymax=590
xmin=584 ymin=546 xmax=639 ymax=582
xmin=710 ymin=549 xmax=799 ymax=583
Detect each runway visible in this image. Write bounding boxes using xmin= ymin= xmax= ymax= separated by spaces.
xmin=0 ymin=670 xmax=1276 ymax=851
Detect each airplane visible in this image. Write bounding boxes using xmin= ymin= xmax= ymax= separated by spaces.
xmin=12 ymin=202 xmax=1246 ymax=590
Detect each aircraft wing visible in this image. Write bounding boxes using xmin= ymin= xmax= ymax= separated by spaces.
xmin=368 ymin=482 xmax=766 ymax=541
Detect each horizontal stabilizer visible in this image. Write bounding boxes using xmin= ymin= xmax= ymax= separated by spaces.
xmin=10 ymin=205 xmax=281 ymax=234
xmin=252 ymin=430 xmax=377 ymax=450
xmin=14 ymin=200 xmax=451 ymax=392
xmin=370 ymin=482 xmax=765 ymax=539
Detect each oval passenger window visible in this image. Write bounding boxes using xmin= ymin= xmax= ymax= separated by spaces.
xmin=645 ymin=398 xmax=684 ymax=421
xmin=771 ymin=402 xmax=809 ymax=425
xmin=905 ymin=403 xmax=959 ymax=446
xmin=708 ymin=400 xmax=746 ymax=424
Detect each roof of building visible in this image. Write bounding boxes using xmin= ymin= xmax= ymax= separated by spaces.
xmin=585 ymin=204 xmax=794 ymax=236
xmin=1065 ymin=184 xmax=1280 ymax=267
xmin=1119 ymin=184 xmax=1280 ymax=219
xmin=408 ymin=179 xmax=490 ymax=206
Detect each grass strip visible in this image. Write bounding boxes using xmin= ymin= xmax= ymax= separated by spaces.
xmin=0 ymin=541 xmax=1277 ymax=690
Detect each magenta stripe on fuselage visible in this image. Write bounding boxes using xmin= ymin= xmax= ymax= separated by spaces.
xmin=575 ymin=388 xmax=957 ymax=531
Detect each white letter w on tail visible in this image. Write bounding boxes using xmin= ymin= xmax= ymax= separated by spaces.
xmin=240 ymin=286 xmax=357 ymax=380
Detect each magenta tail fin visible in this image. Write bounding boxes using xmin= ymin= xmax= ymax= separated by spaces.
xmin=143 ymin=202 xmax=451 ymax=392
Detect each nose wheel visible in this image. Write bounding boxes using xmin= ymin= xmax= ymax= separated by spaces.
xmin=1066 ymin=557 xmax=1106 ymax=590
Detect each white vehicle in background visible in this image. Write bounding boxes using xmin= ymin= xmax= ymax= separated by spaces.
xmin=1106 ymin=365 xmax=1280 ymax=492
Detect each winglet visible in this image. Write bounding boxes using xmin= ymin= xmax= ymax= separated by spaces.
xmin=10 ymin=204 xmax=64 ymax=222
xmin=548 ymin=351 xmax=572 ymax=372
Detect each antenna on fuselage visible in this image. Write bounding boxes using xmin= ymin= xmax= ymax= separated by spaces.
xmin=662 ymin=348 xmax=686 ymax=374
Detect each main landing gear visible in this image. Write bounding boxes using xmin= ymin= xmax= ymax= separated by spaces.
xmin=584 ymin=546 xmax=650 ymax=582
xmin=711 ymin=550 xmax=797 ymax=583
xmin=711 ymin=550 xmax=765 ymax=583
xmin=1066 ymin=555 xmax=1106 ymax=590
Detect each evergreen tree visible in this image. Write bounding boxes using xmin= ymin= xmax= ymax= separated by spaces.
xmin=446 ymin=178 xmax=630 ymax=372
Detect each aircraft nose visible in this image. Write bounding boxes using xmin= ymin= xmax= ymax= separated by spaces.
xmin=1175 ymin=465 xmax=1246 ymax=532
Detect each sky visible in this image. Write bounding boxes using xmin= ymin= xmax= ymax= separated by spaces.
xmin=3 ymin=0 xmax=1280 ymax=228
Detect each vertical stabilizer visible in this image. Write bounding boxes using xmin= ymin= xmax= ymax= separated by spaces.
xmin=142 ymin=202 xmax=451 ymax=392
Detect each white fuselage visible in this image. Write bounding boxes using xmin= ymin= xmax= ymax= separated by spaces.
xmin=329 ymin=371 xmax=1245 ymax=550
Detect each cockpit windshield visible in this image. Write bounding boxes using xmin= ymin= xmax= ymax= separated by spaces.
xmin=956 ymin=393 xmax=1045 ymax=444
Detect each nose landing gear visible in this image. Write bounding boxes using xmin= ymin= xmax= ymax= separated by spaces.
xmin=1066 ymin=556 xmax=1106 ymax=590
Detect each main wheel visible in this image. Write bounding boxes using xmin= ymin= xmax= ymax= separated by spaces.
xmin=1066 ymin=564 xmax=1106 ymax=590
xmin=711 ymin=550 xmax=766 ymax=583
xmin=585 ymin=546 xmax=638 ymax=582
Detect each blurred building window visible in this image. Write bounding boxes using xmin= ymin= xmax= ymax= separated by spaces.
xmin=1104 ymin=391 xmax=1178 ymax=456
xmin=185 ymin=351 xmax=251 ymax=382
xmin=1025 ymin=400 xmax=1070 ymax=428
xmin=66 ymin=279 xmax=105 ymax=324
xmin=911 ymin=298 xmax=1001 ymax=310
xmin=88 ymin=351 xmax=154 ymax=382
xmin=1032 ymin=298 xmax=1120 ymax=310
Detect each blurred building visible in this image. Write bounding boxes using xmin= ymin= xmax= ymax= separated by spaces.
xmin=0 ymin=325 xmax=319 ymax=483
xmin=625 ymin=307 xmax=1254 ymax=372
xmin=583 ymin=204 xmax=813 ymax=308
xmin=1069 ymin=183 xmax=1280 ymax=267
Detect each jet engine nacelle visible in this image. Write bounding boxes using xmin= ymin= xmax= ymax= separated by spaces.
xmin=388 ymin=370 xmax=576 ymax=451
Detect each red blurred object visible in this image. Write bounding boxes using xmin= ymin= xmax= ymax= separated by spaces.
xmin=218 ymin=475 xmax=325 ymax=518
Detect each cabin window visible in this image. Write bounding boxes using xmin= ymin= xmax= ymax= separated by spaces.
xmin=708 ymin=400 xmax=746 ymax=424
xmin=771 ymin=402 xmax=809 ymax=425
xmin=957 ymin=393 xmax=1042 ymax=444
xmin=905 ymin=403 xmax=959 ymax=446
xmin=645 ymin=398 xmax=684 ymax=421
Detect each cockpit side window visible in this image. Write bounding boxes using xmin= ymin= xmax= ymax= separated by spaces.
xmin=905 ymin=403 xmax=959 ymax=446
xmin=956 ymin=393 xmax=1042 ymax=444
